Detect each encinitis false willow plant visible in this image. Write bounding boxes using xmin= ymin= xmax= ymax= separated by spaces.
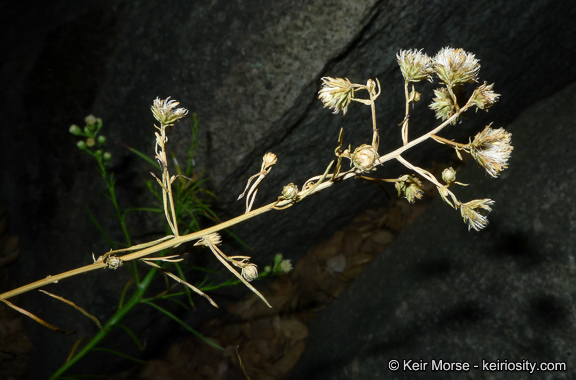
xmin=0 ymin=47 xmax=512 ymax=331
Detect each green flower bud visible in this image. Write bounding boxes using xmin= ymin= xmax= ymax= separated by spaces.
xmin=97 ymin=135 xmax=106 ymax=145
xmin=77 ymin=140 xmax=87 ymax=150
xmin=84 ymin=115 xmax=97 ymax=126
xmin=69 ymin=124 xmax=82 ymax=136
xmin=86 ymin=137 xmax=96 ymax=147
xmin=103 ymin=152 xmax=112 ymax=162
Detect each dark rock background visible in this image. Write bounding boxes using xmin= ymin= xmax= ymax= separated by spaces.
xmin=0 ymin=0 xmax=574 ymax=378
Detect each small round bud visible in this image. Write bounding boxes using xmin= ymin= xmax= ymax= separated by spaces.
xmin=77 ymin=140 xmax=87 ymax=150
xmin=241 ymin=263 xmax=259 ymax=282
xmin=442 ymin=167 xmax=457 ymax=184
xmin=84 ymin=114 xmax=97 ymax=126
xmin=351 ymin=144 xmax=379 ymax=173
xmin=97 ymin=135 xmax=106 ymax=145
xmin=282 ymin=183 xmax=299 ymax=200
xmin=69 ymin=124 xmax=82 ymax=136
xmin=103 ymin=152 xmax=112 ymax=162
xmin=86 ymin=138 xmax=96 ymax=147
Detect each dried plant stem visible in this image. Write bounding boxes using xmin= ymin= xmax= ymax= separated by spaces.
xmin=395 ymin=155 xmax=443 ymax=188
xmin=430 ymin=133 xmax=468 ymax=149
xmin=401 ymin=80 xmax=411 ymax=145
xmin=0 ymin=90 xmax=474 ymax=303
xmin=164 ymin=170 xmax=179 ymax=236
xmin=378 ymin=100 xmax=473 ymax=165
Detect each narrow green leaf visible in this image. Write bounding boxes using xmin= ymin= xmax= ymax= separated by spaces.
xmin=143 ymin=300 xmax=223 ymax=350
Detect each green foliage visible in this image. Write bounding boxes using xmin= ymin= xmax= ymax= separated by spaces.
xmin=56 ymin=113 xmax=278 ymax=379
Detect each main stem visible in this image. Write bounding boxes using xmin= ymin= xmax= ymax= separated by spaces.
xmin=1 ymin=97 xmax=473 ymax=302
xmin=0 ymin=200 xmax=279 ymax=300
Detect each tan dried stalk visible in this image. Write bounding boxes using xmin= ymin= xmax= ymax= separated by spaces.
xmin=1 ymin=47 xmax=512 ymax=329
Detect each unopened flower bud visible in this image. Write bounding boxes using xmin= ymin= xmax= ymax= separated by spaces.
xmin=241 ymin=263 xmax=259 ymax=282
xmin=85 ymin=115 xmax=97 ymax=126
xmin=69 ymin=124 xmax=82 ymax=136
xmin=442 ymin=167 xmax=457 ymax=184
xmin=282 ymin=183 xmax=299 ymax=200
xmin=103 ymin=152 xmax=112 ymax=162
xmin=351 ymin=144 xmax=379 ymax=173
xmin=86 ymin=138 xmax=96 ymax=147
xmin=97 ymin=135 xmax=106 ymax=145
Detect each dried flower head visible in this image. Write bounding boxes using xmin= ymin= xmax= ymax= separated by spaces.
xmin=469 ymin=125 xmax=513 ymax=178
xmin=395 ymin=174 xmax=424 ymax=203
xmin=151 ymin=97 xmax=188 ymax=126
xmin=351 ymin=144 xmax=379 ymax=173
xmin=460 ymin=199 xmax=495 ymax=231
xmin=471 ymin=82 xmax=500 ymax=111
xmin=318 ymin=77 xmax=354 ymax=115
xmin=263 ymin=152 xmax=278 ymax=169
xmin=241 ymin=263 xmax=259 ymax=282
xmin=396 ymin=49 xmax=434 ymax=82
xmin=104 ymin=255 xmax=123 ymax=270
xmin=195 ymin=233 xmax=222 ymax=247
xmin=429 ymin=87 xmax=455 ymax=121
xmin=433 ymin=47 xmax=480 ymax=88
